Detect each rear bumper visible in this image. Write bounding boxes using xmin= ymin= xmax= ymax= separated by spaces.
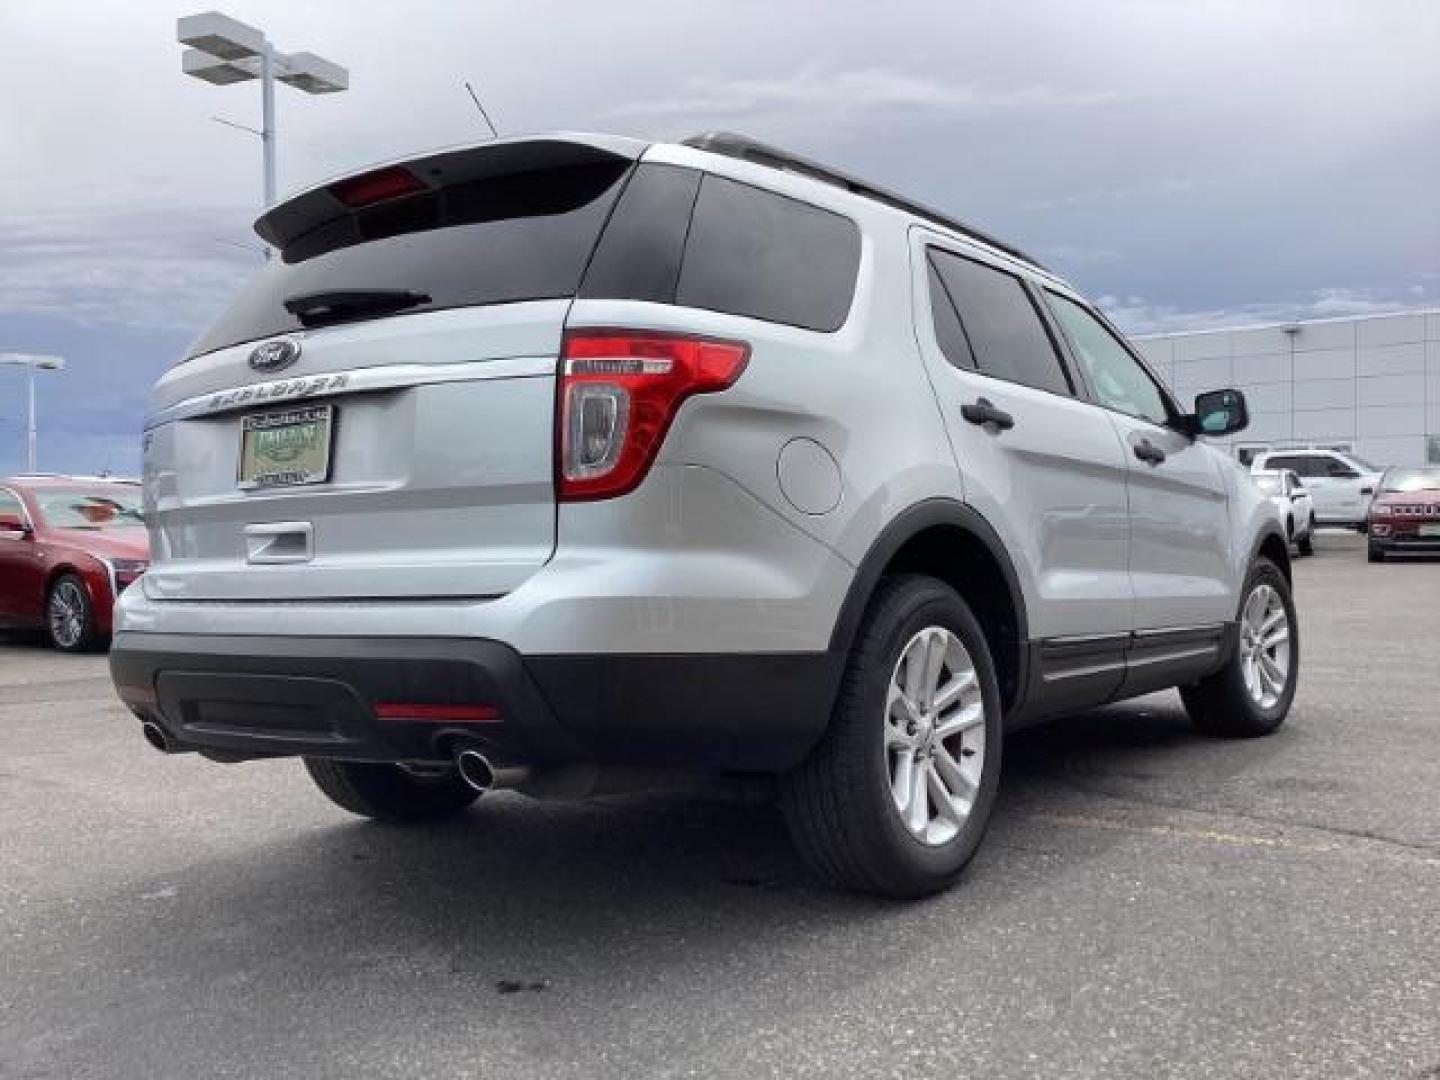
xmin=109 ymin=632 xmax=837 ymax=773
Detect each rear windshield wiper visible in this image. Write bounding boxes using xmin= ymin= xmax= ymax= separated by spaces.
xmin=283 ymin=289 xmax=432 ymax=327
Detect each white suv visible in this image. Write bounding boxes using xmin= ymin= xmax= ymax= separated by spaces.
xmin=1250 ymin=448 xmax=1382 ymax=529
xmin=110 ymin=133 xmax=1298 ymax=898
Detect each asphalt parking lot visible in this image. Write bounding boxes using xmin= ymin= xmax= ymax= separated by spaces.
xmin=1 ymin=532 xmax=1436 ymax=1080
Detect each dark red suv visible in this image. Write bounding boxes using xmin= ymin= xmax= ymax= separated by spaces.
xmin=1367 ymin=466 xmax=1440 ymax=563
xmin=0 ymin=476 xmax=148 ymax=650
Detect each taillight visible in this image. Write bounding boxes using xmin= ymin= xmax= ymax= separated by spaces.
xmin=556 ymin=330 xmax=750 ymax=502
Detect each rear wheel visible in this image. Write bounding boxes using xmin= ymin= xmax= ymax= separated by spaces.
xmin=304 ymin=759 xmax=480 ymax=823
xmin=46 ymin=574 xmax=103 ymax=653
xmin=1181 ymin=559 xmax=1297 ymax=737
xmin=781 ymin=575 xmax=1003 ymax=899
xmin=1297 ymin=525 xmax=1314 ymax=557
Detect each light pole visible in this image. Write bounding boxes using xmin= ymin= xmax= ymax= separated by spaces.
xmin=0 ymin=354 xmax=65 ymax=473
xmin=177 ymin=12 xmax=349 ymax=207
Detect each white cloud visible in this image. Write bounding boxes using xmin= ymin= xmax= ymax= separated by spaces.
xmin=0 ymin=208 xmax=258 ymax=331
xmin=1105 ymin=287 xmax=1432 ymax=336
xmin=605 ymin=66 xmax=1125 ymax=121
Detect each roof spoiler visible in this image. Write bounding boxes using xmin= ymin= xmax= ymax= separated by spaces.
xmin=682 ymin=131 xmax=1047 ymax=273
xmin=254 ymin=133 xmax=646 ymax=255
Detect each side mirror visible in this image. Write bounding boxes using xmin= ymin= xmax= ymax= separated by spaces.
xmin=1187 ymin=388 xmax=1249 ymax=437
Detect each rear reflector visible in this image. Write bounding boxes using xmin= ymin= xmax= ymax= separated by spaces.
xmin=374 ymin=703 xmax=500 ymax=723
xmin=329 ymin=166 xmax=427 ymax=209
xmin=557 ymin=329 xmax=750 ymax=501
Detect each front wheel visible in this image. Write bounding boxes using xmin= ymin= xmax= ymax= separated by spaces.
xmin=1181 ymin=559 xmax=1298 ymax=737
xmin=1297 ymin=528 xmax=1314 ymax=557
xmin=780 ymin=575 xmax=1003 ymax=899
xmin=46 ymin=573 xmax=103 ymax=652
xmin=1367 ymin=542 xmax=1385 ymax=563
xmin=304 ymin=759 xmax=480 ymax=823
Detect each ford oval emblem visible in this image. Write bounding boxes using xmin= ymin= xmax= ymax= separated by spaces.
xmin=249 ymin=338 xmax=301 ymax=373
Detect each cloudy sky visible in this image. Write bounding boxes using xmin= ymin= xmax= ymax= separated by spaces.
xmin=2 ymin=0 xmax=1437 ymax=474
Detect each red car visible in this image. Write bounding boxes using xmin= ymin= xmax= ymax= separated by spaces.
xmin=1367 ymin=466 xmax=1440 ymax=563
xmin=0 ymin=476 xmax=149 ymax=650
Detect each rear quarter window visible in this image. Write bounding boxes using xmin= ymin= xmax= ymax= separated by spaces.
xmin=675 ymin=175 xmax=861 ymax=332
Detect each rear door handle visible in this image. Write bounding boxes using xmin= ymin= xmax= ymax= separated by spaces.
xmin=1133 ymin=438 xmax=1166 ymax=466
xmin=960 ymin=398 xmax=1015 ymax=431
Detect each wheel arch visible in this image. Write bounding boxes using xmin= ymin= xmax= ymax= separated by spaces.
xmin=830 ymin=499 xmax=1030 ymax=715
xmin=1251 ymin=527 xmax=1292 ymax=584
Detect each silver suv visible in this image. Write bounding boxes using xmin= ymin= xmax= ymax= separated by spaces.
xmin=110 ymin=133 xmax=1299 ymax=898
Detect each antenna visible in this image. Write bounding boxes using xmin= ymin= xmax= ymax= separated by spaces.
xmin=463 ymin=80 xmax=499 ymax=139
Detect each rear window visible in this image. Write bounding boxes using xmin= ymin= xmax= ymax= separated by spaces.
xmin=189 ymin=161 xmax=630 ymax=357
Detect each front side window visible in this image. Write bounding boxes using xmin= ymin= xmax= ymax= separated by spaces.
xmin=929 ymin=249 xmax=1073 ymax=396
xmin=1046 ymin=292 xmax=1169 ymax=424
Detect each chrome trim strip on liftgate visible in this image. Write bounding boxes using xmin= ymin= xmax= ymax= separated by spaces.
xmin=145 ymin=355 xmax=556 ymax=428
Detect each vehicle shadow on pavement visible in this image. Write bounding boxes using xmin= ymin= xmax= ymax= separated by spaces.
xmin=46 ymin=699 xmax=1279 ymax=1004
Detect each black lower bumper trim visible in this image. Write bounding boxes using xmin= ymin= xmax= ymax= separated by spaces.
xmin=110 ymin=634 xmax=838 ymax=773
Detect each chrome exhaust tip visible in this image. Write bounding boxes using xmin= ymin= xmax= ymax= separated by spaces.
xmin=140 ymin=721 xmax=170 ymax=753
xmin=455 ymin=749 xmax=533 ymax=793
xmin=456 ymin=748 xmax=496 ymax=792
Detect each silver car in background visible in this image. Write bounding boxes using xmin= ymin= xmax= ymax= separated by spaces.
xmin=111 ymin=132 xmax=1298 ymax=897
xmin=1253 ymin=468 xmax=1315 ymax=555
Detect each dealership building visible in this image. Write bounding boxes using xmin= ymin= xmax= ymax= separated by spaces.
xmin=1135 ymin=309 xmax=1440 ymax=469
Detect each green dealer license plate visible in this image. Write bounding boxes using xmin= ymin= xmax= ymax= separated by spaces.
xmin=238 ymin=405 xmax=334 ymax=490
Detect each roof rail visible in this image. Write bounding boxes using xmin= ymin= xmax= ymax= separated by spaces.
xmin=681 ymin=132 xmax=1047 ymax=273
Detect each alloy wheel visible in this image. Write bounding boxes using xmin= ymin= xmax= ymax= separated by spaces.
xmin=1239 ymin=583 xmax=1290 ymax=709
xmin=48 ymin=580 xmax=87 ymax=649
xmin=884 ymin=626 xmax=986 ymax=846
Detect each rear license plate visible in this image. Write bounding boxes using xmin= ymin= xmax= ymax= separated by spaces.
xmin=238 ymin=405 xmax=334 ymax=490
xmin=1419 ymin=524 xmax=1440 ymax=538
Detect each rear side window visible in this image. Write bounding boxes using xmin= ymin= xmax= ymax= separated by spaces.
xmin=189 ymin=161 xmax=631 ymax=357
xmin=579 ymin=164 xmax=701 ymax=304
xmin=926 ymin=257 xmax=976 ymax=368
xmin=929 ymin=249 xmax=1073 ymax=396
xmin=675 ymin=175 xmax=860 ymax=331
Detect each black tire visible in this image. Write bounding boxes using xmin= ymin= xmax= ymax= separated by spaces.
xmin=1297 ymin=529 xmax=1314 ymax=557
xmin=303 ymin=759 xmax=480 ymax=823
xmin=1367 ymin=543 xmax=1385 ymax=563
xmin=780 ymin=575 xmax=1003 ymax=899
xmin=1180 ymin=558 xmax=1298 ymax=738
xmin=46 ymin=573 xmax=104 ymax=653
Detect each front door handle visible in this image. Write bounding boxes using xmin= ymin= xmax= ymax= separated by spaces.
xmin=960 ymin=398 xmax=1015 ymax=431
xmin=1133 ymin=438 xmax=1166 ymax=466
